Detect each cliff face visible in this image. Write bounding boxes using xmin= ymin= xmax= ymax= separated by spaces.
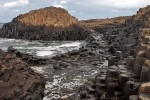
xmin=0 ymin=7 xmax=90 ymax=40
xmin=79 ymin=6 xmax=150 ymax=100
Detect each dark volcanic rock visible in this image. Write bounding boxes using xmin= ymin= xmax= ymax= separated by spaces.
xmin=0 ymin=7 xmax=90 ymax=41
xmin=6 ymin=46 xmax=48 ymax=66
xmin=0 ymin=48 xmax=45 ymax=100
xmin=79 ymin=5 xmax=150 ymax=100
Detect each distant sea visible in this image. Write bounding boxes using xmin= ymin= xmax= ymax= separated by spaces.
xmin=0 ymin=23 xmax=4 ymax=28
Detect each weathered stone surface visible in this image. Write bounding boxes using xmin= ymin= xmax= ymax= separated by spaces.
xmin=124 ymin=81 xmax=140 ymax=99
xmin=129 ymin=95 xmax=138 ymax=100
xmin=145 ymin=60 xmax=150 ymax=68
xmin=108 ymin=56 xmax=116 ymax=66
xmin=119 ymin=74 xmax=130 ymax=89
xmin=138 ymin=94 xmax=150 ymax=100
xmin=138 ymin=50 xmax=146 ymax=58
xmin=134 ymin=57 xmax=147 ymax=66
xmin=0 ymin=48 xmax=45 ymax=100
xmin=139 ymin=82 xmax=150 ymax=95
xmin=146 ymin=48 xmax=150 ymax=59
xmin=0 ymin=7 xmax=90 ymax=41
xmin=134 ymin=64 xmax=143 ymax=74
xmin=140 ymin=65 xmax=150 ymax=82
xmin=126 ymin=56 xmax=135 ymax=67
xmin=79 ymin=5 xmax=150 ymax=100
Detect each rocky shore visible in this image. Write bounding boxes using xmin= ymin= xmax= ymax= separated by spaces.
xmin=0 ymin=5 xmax=150 ymax=100
xmin=0 ymin=47 xmax=45 ymax=100
xmin=78 ymin=5 xmax=150 ymax=100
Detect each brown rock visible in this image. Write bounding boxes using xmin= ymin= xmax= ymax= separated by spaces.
xmin=126 ymin=56 xmax=135 ymax=67
xmin=0 ymin=7 xmax=90 ymax=41
xmin=129 ymin=95 xmax=138 ymax=100
xmin=0 ymin=48 xmax=45 ymax=100
xmin=145 ymin=60 xmax=150 ymax=68
xmin=138 ymin=50 xmax=146 ymax=58
xmin=138 ymin=94 xmax=150 ymax=100
xmin=140 ymin=65 xmax=150 ymax=82
xmin=139 ymin=82 xmax=150 ymax=95
xmin=146 ymin=48 xmax=150 ymax=59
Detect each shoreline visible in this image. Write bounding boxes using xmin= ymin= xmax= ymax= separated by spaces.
xmin=0 ymin=5 xmax=150 ymax=100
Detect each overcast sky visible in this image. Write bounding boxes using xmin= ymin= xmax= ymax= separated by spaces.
xmin=0 ymin=0 xmax=150 ymax=22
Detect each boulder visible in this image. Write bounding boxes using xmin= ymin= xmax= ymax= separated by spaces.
xmin=0 ymin=48 xmax=45 ymax=100
xmin=144 ymin=60 xmax=150 ymax=68
xmin=138 ymin=50 xmax=146 ymax=58
xmin=138 ymin=94 xmax=150 ymax=100
xmin=129 ymin=95 xmax=138 ymax=100
xmin=139 ymin=82 xmax=150 ymax=95
xmin=7 ymin=46 xmax=16 ymax=53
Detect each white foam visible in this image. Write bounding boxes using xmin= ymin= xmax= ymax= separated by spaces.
xmin=0 ymin=38 xmax=82 ymax=58
xmin=58 ymin=42 xmax=81 ymax=47
xmin=31 ymin=67 xmax=45 ymax=74
xmin=36 ymin=51 xmax=53 ymax=57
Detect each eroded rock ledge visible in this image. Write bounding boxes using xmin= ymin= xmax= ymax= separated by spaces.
xmin=0 ymin=7 xmax=90 ymax=41
xmin=0 ymin=48 xmax=45 ymax=100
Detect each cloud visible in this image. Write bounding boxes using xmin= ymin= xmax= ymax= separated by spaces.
xmin=3 ymin=2 xmax=17 ymax=8
xmin=69 ymin=10 xmax=76 ymax=13
xmin=60 ymin=0 xmax=68 ymax=4
xmin=0 ymin=0 xmax=29 ymax=9
xmin=78 ymin=0 xmax=150 ymax=9
xmin=0 ymin=0 xmax=150 ymax=22
xmin=52 ymin=0 xmax=68 ymax=8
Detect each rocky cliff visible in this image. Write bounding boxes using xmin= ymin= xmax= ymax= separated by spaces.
xmin=79 ymin=5 xmax=150 ymax=100
xmin=0 ymin=7 xmax=90 ymax=40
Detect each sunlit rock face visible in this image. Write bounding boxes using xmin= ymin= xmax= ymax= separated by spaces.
xmin=0 ymin=7 xmax=90 ymax=40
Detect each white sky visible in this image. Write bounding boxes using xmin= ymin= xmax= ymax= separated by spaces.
xmin=0 ymin=0 xmax=149 ymax=22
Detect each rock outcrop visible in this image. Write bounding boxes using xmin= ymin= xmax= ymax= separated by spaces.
xmin=0 ymin=7 xmax=90 ymax=40
xmin=0 ymin=48 xmax=45 ymax=100
xmin=79 ymin=5 xmax=150 ymax=100
xmin=7 ymin=46 xmax=48 ymax=66
xmin=80 ymin=16 xmax=130 ymax=33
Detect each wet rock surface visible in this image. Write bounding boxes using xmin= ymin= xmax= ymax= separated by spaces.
xmin=7 ymin=46 xmax=48 ymax=66
xmin=0 ymin=48 xmax=45 ymax=100
xmin=31 ymin=30 xmax=109 ymax=99
xmin=0 ymin=5 xmax=150 ymax=100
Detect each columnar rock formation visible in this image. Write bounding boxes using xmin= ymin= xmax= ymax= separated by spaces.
xmin=0 ymin=7 xmax=90 ymax=40
xmin=79 ymin=5 xmax=150 ymax=100
xmin=0 ymin=5 xmax=150 ymax=100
